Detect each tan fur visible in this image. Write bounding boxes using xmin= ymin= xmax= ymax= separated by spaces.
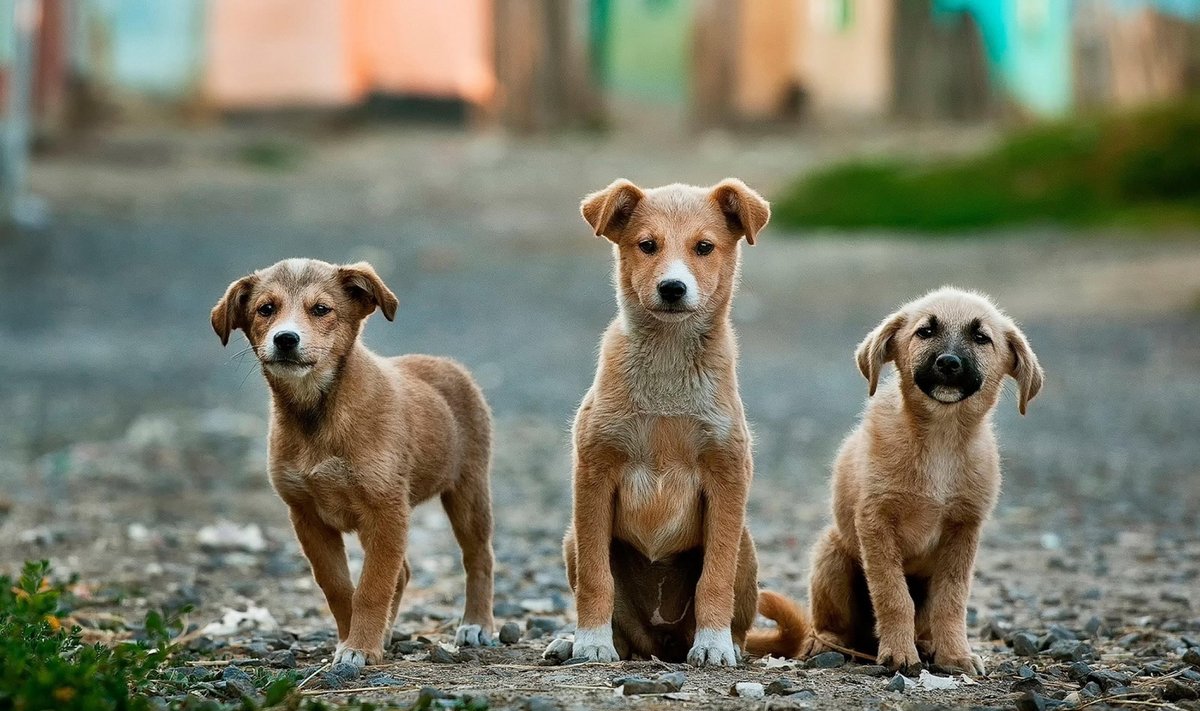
xmin=750 ymin=287 xmax=1043 ymax=675
xmin=549 ymin=179 xmax=769 ymax=666
xmin=211 ymin=259 xmax=495 ymax=667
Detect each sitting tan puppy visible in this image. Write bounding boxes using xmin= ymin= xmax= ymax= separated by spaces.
xmin=211 ymin=259 xmax=495 ymax=668
xmin=748 ymin=287 xmax=1043 ymax=675
xmin=544 ymin=179 xmax=769 ymax=666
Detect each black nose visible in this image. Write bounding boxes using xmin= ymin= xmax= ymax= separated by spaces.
xmin=273 ymin=331 xmax=300 ymax=351
xmin=935 ymin=353 xmax=962 ymax=374
xmin=657 ymin=279 xmax=687 ymax=303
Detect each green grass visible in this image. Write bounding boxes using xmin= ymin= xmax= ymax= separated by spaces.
xmin=773 ymin=100 xmax=1200 ymax=233
xmin=0 ymin=561 xmax=404 ymax=711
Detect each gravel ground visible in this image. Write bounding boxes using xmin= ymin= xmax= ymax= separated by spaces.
xmin=2 ymin=123 xmax=1200 ymax=709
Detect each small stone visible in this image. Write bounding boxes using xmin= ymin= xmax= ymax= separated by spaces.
xmin=1088 ymin=669 xmax=1132 ymax=691
xmin=851 ymin=665 xmax=890 ymax=677
xmin=1117 ymin=632 xmax=1142 ymax=648
xmin=1083 ymin=616 xmax=1103 ymax=638
xmin=1081 ymin=681 xmax=1102 ymax=698
xmin=766 ymin=678 xmax=797 ymax=696
xmin=1019 ymin=664 xmax=1036 ymax=679
xmin=1015 ymin=691 xmax=1049 ymax=711
xmin=266 ymin=650 xmax=296 ymax=669
xmin=657 ymin=671 xmax=686 ymax=692
xmin=221 ymin=666 xmax=256 ymax=699
xmin=499 ymin=622 xmax=522 ymax=645
xmin=392 ymin=639 xmax=423 ymax=655
xmin=1048 ymin=640 xmax=1091 ymax=662
xmin=526 ymin=617 xmax=559 ymax=634
xmin=428 ymin=646 xmax=458 ymax=664
xmin=618 ymin=677 xmax=667 ymax=695
xmin=886 ymin=673 xmax=907 ymax=692
xmin=364 ymin=674 xmax=405 ymax=687
xmin=1160 ymin=679 xmax=1199 ymax=702
xmin=329 ymin=662 xmax=361 ymax=681
xmin=245 ymin=641 xmax=271 ymax=657
xmin=1012 ymin=677 xmax=1046 ymax=695
xmin=1067 ymin=662 xmax=1091 ymax=682
xmin=1013 ymin=632 xmax=1041 ymax=657
xmin=786 ymin=690 xmax=818 ymax=701
xmin=732 ymin=682 xmax=765 ymax=699
xmin=804 ymin=651 xmax=846 ymax=669
xmin=561 ymin=656 xmax=592 ymax=666
xmin=1183 ymin=669 xmax=1200 ymax=683
xmin=1184 ymin=647 xmax=1200 ymax=668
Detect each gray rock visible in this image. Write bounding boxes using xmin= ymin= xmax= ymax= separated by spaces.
xmin=786 ymin=690 xmax=818 ymax=702
xmin=428 ymin=645 xmax=458 ymax=664
xmin=329 ymin=662 xmax=361 ymax=681
xmin=804 ymin=651 xmax=846 ymax=669
xmin=1184 ymin=647 xmax=1200 ymax=668
xmin=1013 ymin=632 xmax=1040 ymax=657
xmin=525 ymin=696 xmax=560 ymax=711
xmin=391 ymin=639 xmax=423 ymax=655
xmin=657 ymin=671 xmax=686 ymax=692
xmin=1067 ymin=662 xmax=1091 ymax=682
xmin=1088 ymin=669 xmax=1132 ymax=691
xmin=561 ymin=656 xmax=592 ymax=666
xmin=886 ymin=673 xmax=907 ymax=692
xmin=221 ymin=666 xmax=256 ymax=699
xmin=1015 ymin=691 xmax=1050 ymax=711
xmin=527 ymin=617 xmax=559 ymax=634
xmin=364 ymin=674 xmax=405 ymax=687
xmin=499 ymin=621 xmax=522 ymax=645
xmin=731 ymin=682 xmax=764 ymax=699
xmin=616 ymin=676 xmax=666 ymax=695
xmin=1160 ymin=679 xmax=1199 ymax=702
xmin=266 ymin=650 xmax=296 ymax=669
xmin=1018 ymin=664 xmax=1036 ymax=679
xmin=851 ymin=664 xmax=890 ymax=677
xmin=1012 ymin=677 xmax=1045 ymax=695
xmin=766 ymin=678 xmax=797 ymax=696
xmin=1047 ymin=640 xmax=1091 ymax=662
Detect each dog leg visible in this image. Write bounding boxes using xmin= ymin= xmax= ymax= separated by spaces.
xmin=858 ymin=515 xmax=921 ymax=673
xmin=441 ymin=469 xmax=496 ymax=647
xmin=289 ymin=508 xmax=355 ymax=641
xmin=688 ymin=461 xmax=749 ymax=667
xmin=926 ymin=523 xmax=985 ymax=675
xmin=559 ymin=459 xmax=619 ymax=662
xmin=384 ymin=557 xmax=411 ymax=646
xmin=335 ymin=506 xmax=408 ymax=669
xmin=731 ymin=527 xmax=759 ymax=650
xmin=806 ymin=527 xmax=860 ymax=657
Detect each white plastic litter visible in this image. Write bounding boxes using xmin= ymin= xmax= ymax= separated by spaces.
xmin=917 ymin=669 xmax=960 ymax=690
xmin=200 ymin=604 xmax=279 ymax=636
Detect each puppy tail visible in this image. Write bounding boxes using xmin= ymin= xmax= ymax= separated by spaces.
xmin=744 ymin=590 xmax=810 ymax=658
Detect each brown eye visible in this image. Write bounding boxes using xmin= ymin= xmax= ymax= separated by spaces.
xmin=256 ymin=303 xmax=275 ymax=318
xmin=638 ymin=239 xmax=657 ymax=255
xmin=973 ymin=331 xmax=991 ymax=345
xmin=311 ymin=304 xmax=331 ymax=317
xmin=695 ymin=241 xmax=714 ymax=256
xmin=916 ymin=325 xmax=935 ymax=339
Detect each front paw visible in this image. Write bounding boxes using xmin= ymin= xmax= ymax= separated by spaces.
xmin=333 ymin=642 xmax=383 ymax=669
xmin=454 ymin=624 xmax=493 ymax=647
xmin=877 ymin=638 xmax=922 ymax=674
xmin=933 ymin=648 xmax=986 ymax=676
xmin=687 ymin=627 xmax=739 ymax=667
xmin=572 ymin=624 xmax=620 ymax=662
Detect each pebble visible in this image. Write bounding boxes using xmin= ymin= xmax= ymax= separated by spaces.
xmin=1015 ymin=691 xmax=1051 ymax=711
xmin=1047 ymin=640 xmax=1091 ymax=662
xmin=392 ymin=639 xmax=424 ymax=655
xmin=1018 ymin=664 xmax=1036 ymax=679
xmin=1013 ymin=632 xmax=1040 ymax=657
xmin=1087 ymin=668 xmax=1132 ymax=691
xmin=527 ymin=617 xmax=560 ymax=635
xmin=220 ymin=666 xmax=256 ymax=699
xmin=266 ymin=649 xmax=296 ymax=668
xmin=614 ymin=671 xmax=685 ymax=695
xmin=1160 ymin=678 xmax=1199 ymax=702
xmin=804 ymin=651 xmax=846 ymax=669
xmin=525 ymin=697 xmax=560 ymax=711
xmin=1011 ymin=677 xmax=1045 ymax=695
xmin=731 ymin=682 xmax=765 ymax=699
xmin=765 ymin=678 xmax=797 ymax=696
xmin=364 ymin=674 xmax=405 ymax=687
xmin=428 ymin=645 xmax=458 ymax=664
xmin=1066 ymin=661 xmax=1091 ymax=681
xmin=886 ymin=673 xmax=907 ymax=692
xmin=328 ymin=662 xmax=361 ymax=682
xmin=850 ymin=664 xmax=890 ymax=677
xmin=1184 ymin=647 xmax=1200 ymax=667
xmin=499 ymin=621 xmax=522 ymax=645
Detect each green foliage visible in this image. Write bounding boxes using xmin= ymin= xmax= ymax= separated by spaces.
xmin=773 ymin=99 xmax=1200 ymax=233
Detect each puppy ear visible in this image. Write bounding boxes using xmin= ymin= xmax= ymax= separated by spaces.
xmin=338 ymin=262 xmax=399 ymax=321
xmin=581 ymin=179 xmax=644 ymax=241
xmin=1006 ymin=324 xmax=1044 ymax=415
xmin=710 ymin=178 xmax=770 ymax=245
xmin=211 ymin=275 xmax=258 ymax=347
xmin=855 ymin=310 xmax=906 ymax=396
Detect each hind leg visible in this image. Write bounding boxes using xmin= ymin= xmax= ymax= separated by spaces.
xmin=731 ymin=528 xmax=759 ymax=653
xmin=384 ymin=558 xmax=412 ymax=645
xmin=441 ymin=459 xmax=496 ymax=647
xmin=805 ymin=526 xmax=860 ymax=657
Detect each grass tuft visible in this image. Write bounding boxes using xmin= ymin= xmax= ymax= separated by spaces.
xmin=773 ymin=99 xmax=1200 ymax=233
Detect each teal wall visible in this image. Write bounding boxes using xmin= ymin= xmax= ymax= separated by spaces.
xmin=596 ymin=0 xmax=691 ymax=103
xmin=85 ymin=0 xmax=206 ymax=97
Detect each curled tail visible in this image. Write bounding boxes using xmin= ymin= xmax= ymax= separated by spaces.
xmin=744 ymin=590 xmax=810 ymax=658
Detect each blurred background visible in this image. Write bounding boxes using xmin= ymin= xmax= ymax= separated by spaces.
xmin=1 ymin=0 xmax=1199 ymax=643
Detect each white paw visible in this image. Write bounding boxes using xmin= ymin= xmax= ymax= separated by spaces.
xmin=543 ymin=637 xmax=575 ymax=662
xmin=570 ymin=624 xmax=620 ymax=662
xmin=454 ymin=624 xmax=493 ymax=647
xmin=333 ymin=643 xmax=372 ymax=669
xmin=687 ymin=627 xmax=739 ymax=667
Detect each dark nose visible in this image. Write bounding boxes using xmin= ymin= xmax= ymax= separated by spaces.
xmin=273 ymin=331 xmax=300 ymax=351
xmin=657 ymin=279 xmax=687 ymax=303
xmin=935 ymin=353 xmax=962 ymax=374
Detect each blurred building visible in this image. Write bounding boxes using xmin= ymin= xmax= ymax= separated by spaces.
xmin=4 ymin=0 xmax=1200 ymax=136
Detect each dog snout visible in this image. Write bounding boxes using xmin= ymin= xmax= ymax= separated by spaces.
xmin=657 ymin=279 xmax=687 ymax=304
xmin=274 ymin=330 xmax=301 ymax=351
xmin=935 ymin=353 xmax=963 ymax=375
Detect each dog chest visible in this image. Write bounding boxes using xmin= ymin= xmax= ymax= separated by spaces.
xmin=271 ymin=457 xmax=362 ymax=532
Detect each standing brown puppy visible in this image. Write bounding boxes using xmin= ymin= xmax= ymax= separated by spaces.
xmin=211 ymin=259 xmax=495 ymax=668
xmin=748 ymin=288 xmax=1043 ymax=675
xmin=544 ymin=179 xmax=768 ymax=666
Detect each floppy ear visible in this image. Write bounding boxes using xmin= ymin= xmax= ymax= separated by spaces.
xmin=855 ymin=310 xmax=906 ymax=396
xmin=1006 ymin=324 xmax=1044 ymax=415
xmin=710 ymin=178 xmax=770 ymax=245
xmin=211 ymin=275 xmax=258 ymax=346
xmin=580 ymin=179 xmax=645 ymax=241
xmin=338 ymin=262 xmax=398 ymax=321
